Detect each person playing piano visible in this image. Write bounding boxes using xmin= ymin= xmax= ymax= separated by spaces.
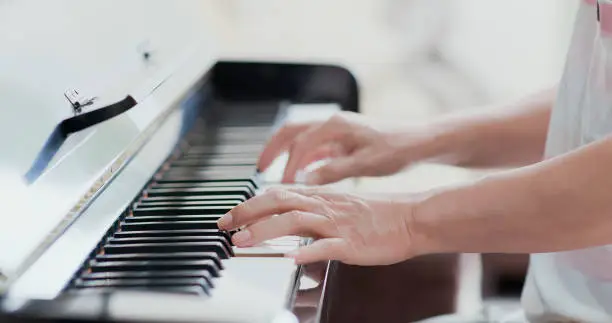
xmin=218 ymin=1 xmax=612 ymax=321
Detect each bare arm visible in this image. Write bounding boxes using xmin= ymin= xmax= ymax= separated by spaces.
xmin=413 ymin=134 xmax=612 ymax=254
xmin=420 ymin=88 xmax=555 ymax=168
xmin=217 ymin=104 xmax=612 ymax=264
xmin=255 ymin=88 xmax=555 ymax=185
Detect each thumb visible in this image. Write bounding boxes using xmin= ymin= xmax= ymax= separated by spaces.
xmin=305 ymin=157 xmax=359 ymax=185
xmin=286 ymin=238 xmax=347 ymax=264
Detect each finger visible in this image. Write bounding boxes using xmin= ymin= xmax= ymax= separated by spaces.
xmin=294 ymin=143 xmax=346 ymax=174
xmin=217 ymin=189 xmax=321 ymax=230
xmin=286 ymin=238 xmax=348 ymax=264
xmin=275 ymin=185 xmax=334 ymax=197
xmin=282 ymin=123 xmax=342 ymax=183
xmin=231 ymin=211 xmax=334 ymax=247
xmin=305 ymin=157 xmax=359 ymax=185
xmin=257 ymin=123 xmax=314 ymax=172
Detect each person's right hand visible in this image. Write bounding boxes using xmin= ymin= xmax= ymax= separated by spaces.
xmin=257 ymin=111 xmax=436 ymax=185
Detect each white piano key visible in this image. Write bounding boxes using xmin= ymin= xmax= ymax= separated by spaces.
xmin=105 ymin=258 xmax=299 ymax=323
xmin=259 ymin=103 xmax=340 ymax=184
xmin=233 ymin=236 xmax=302 ymax=257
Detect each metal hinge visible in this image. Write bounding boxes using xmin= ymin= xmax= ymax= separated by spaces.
xmin=64 ymin=89 xmax=98 ymax=115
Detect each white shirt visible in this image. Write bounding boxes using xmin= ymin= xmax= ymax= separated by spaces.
xmin=522 ymin=0 xmax=612 ymax=321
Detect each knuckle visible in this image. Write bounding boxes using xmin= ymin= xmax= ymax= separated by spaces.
xmin=269 ymin=188 xmax=294 ymax=204
xmin=335 ymin=247 xmax=350 ymax=262
xmin=230 ymin=202 xmax=245 ymax=217
xmin=287 ymin=211 xmax=306 ymax=227
xmin=265 ymin=186 xmax=283 ymax=194
xmin=231 ymin=201 xmax=252 ymax=221
xmin=291 ymin=134 xmax=308 ymax=150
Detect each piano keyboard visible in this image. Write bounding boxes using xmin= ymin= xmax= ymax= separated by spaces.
xmin=66 ymin=103 xmax=300 ymax=297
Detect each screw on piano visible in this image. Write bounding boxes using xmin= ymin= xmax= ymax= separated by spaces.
xmin=137 ymin=40 xmax=154 ymax=62
xmin=64 ymin=89 xmax=98 ymax=115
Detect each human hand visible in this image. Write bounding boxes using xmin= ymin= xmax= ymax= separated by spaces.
xmin=257 ymin=111 xmax=436 ymax=185
xmin=217 ymin=186 xmax=420 ymax=265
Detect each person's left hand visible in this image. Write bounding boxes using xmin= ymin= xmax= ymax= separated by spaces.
xmin=217 ymin=187 xmax=420 ymax=265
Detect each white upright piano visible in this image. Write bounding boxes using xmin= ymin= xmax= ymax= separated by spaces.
xmin=0 ymin=1 xmax=359 ymax=322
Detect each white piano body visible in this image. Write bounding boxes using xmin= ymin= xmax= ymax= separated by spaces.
xmin=0 ymin=2 xmax=359 ymax=322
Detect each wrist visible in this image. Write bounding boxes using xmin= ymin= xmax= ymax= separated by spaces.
xmin=395 ymin=189 xmax=447 ymax=256
xmin=407 ymin=181 xmax=479 ymax=255
xmin=393 ymin=121 xmax=477 ymax=167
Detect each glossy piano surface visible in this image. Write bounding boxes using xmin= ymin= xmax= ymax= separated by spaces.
xmin=0 ymin=0 xmax=219 ymax=281
xmin=0 ymin=2 xmax=360 ymax=320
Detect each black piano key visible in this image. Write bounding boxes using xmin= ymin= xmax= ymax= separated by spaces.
xmin=170 ymin=157 xmax=258 ymax=167
xmin=167 ymin=165 xmax=257 ymax=174
xmin=119 ymin=220 xmax=220 ymax=231
xmin=131 ymin=206 xmax=231 ymax=217
xmin=107 ymin=236 xmax=231 ymax=254
xmin=139 ymin=195 xmax=247 ymax=203
xmin=216 ymin=125 xmax=273 ymax=132
xmin=134 ymin=200 xmax=243 ymax=209
xmin=186 ymin=140 xmax=267 ymax=148
xmin=71 ymin=286 xmax=206 ymax=296
xmin=151 ymin=180 xmax=256 ymax=192
xmin=177 ymin=152 xmax=258 ymax=161
xmin=65 ymin=111 xmax=281 ymax=296
xmin=162 ymin=168 xmax=257 ymax=178
xmin=113 ymin=229 xmax=231 ymax=241
xmin=155 ymin=178 xmax=259 ymax=189
xmin=162 ymin=171 xmax=256 ymax=181
xmin=102 ymin=242 xmax=232 ymax=259
xmin=215 ymin=125 xmax=272 ymax=133
xmin=145 ymin=186 xmax=253 ymax=198
xmin=184 ymin=145 xmax=263 ymax=155
xmin=73 ymin=277 xmax=211 ymax=295
xmin=96 ymin=252 xmax=223 ymax=269
xmin=186 ymin=135 xmax=268 ymax=143
xmin=187 ymin=131 xmax=270 ymax=142
xmin=88 ymin=259 xmax=220 ymax=277
xmin=123 ymin=215 xmax=222 ymax=223
xmin=80 ymin=270 xmax=213 ymax=284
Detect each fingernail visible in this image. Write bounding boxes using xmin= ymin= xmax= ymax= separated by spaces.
xmin=285 ymin=249 xmax=299 ymax=258
xmin=232 ymin=229 xmax=252 ymax=246
xmin=305 ymin=172 xmax=319 ymax=185
xmin=217 ymin=213 xmax=233 ymax=229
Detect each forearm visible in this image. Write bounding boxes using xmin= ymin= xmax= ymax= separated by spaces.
xmin=412 ymin=88 xmax=555 ymax=168
xmin=411 ymin=134 xmax=612 ymax=254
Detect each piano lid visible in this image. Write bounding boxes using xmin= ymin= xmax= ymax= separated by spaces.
xmin=0 ymin=0 xmax=217 ymax=284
